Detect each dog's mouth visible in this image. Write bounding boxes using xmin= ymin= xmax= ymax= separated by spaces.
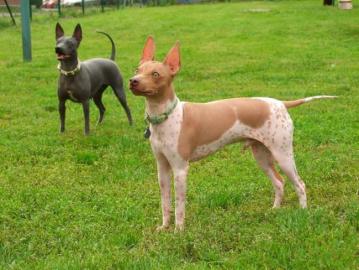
xmin=130 ymin=87 xmax=156 ymax=96
xmin=131 ymin=89 xmax=149 ymax=96
xmin=56 ymin=53 xmax=70 ymax=61
xmin=129 ymin=83 xmax=157 ymax=96
xmin=55 ymin=47 xmax=71 ymax=61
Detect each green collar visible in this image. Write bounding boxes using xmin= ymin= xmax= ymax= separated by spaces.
xmin=57 ymin=61 xmax=81 ymax=76
xmin=145 ymin=98 xmax=179 ymax=125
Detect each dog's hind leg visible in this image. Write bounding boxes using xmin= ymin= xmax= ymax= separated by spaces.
xmin=251 ymin=141 xmax=285 ymax=208
xmin=94 ymin=85 xmax=107 ymax=125
xmin=112 ymin=84 xmax=133 ymax=125
xmin=270 ymin=145 xmax=307 ymax=208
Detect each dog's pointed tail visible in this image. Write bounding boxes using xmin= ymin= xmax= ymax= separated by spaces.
xmin=96 ymin=31 xmax=116 ymax=61
xmin=283 ymin=95 xmax=337 ymax=109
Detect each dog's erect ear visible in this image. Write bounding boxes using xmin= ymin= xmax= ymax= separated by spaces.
xmin=140 ymin=36 xmax=155 ymax=64
xmin=163 ymin=41 xmax=181 ymax=75
xmin=72 ymin=24 xmax=82 ymax=45
xmin=55 ymin=23 xmax=64 ymax=40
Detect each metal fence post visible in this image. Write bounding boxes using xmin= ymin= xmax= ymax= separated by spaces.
xmin=29 ymin=4 xmax=32 ymax=20
xmin=82 ymin=0 xmax=85 ymax=14
xmin=20 ymin=0 xmax=32 ymax=61
xmin=101 ymin=0 xmax=105 ymax=12
xmin=58 ymin=0 xmax=61 ymax=16
xmin=4 ymin=0 xmax=16 ymax=26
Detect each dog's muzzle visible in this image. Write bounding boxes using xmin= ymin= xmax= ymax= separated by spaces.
xmin=55 ymin=47 xmax=64 ymax=55
xmin=55 ymin=47 xmax=69 ymax=60
xmin=129 ymin=78 xmax=139 ymax=89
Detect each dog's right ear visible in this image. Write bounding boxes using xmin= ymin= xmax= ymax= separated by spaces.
xmin=55 ymin=23 xmax=64 ymax=40
xmin=72 ymin=24 xmax=82 ymax=46
xmin=140 ymin=36 xmax=155 ymax=64
xmin=163 ymin=41 xmax=181 ymax=76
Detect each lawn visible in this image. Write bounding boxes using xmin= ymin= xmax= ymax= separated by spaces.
xmin=0 ymin=0 xmax=358 ymax=268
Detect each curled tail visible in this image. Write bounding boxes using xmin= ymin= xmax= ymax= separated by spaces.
xmin=283 ymin=95 xmax=337 ymax=109
xmin=96 ymin=31 xmax=116 ymax=61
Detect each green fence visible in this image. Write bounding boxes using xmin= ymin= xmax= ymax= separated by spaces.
xmin=1 ymin=0 xmax=188 ymax=23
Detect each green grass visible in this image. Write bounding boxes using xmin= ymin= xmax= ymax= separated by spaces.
xmin=0 ymin=0 xmax=358 ymax=268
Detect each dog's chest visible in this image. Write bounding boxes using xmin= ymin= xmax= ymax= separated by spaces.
xmin=60 ymin=79 xmax=77 ymax=101
xmin=59 ymin=74 xmax=89 ymax=102
xmin=150 ymin=103 xmax=183 ymax=158
xmin=66 ymin=90 xmax=79 ymax=102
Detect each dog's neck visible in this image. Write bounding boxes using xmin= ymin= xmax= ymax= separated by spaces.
xmin=59 ymin=55 xmax=79 ymax=71
xmin=145 ymin=84 xmax=177 ymax=116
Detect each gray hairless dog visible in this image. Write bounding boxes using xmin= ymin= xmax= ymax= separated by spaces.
xmin=55 ymin=23 xmax=132 ymax=135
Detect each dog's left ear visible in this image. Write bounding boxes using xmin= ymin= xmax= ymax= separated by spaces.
xmin=72 ymin=24 xmax=82 ymax=46
xmin=55 ymin=23 xmax=64 ymax=40
xmin=163 ymin=41 xmax=181 ymax=75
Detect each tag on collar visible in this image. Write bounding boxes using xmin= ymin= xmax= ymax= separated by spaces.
xmin=144 ymin=127 xmax=151 ymax=139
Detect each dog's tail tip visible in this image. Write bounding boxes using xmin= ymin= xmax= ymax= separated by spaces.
xmin=95 ymin=30 xmax=116 ymax=61
xmin=96 ymin=30 xmax=107 ymax=35
xmin=284 ymin=95 xmax=338 ymax=109
xmin=303 ymin=95 xmax=338 ymax=102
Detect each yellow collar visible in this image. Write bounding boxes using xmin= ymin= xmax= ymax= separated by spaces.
xmin=57 ymin=61 xmax=81 ymax=76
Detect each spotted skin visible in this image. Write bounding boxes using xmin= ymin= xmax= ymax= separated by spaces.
xmin=149 ymin=99 xmax=188 ymax=230
xmin=149 ymin=96 xmax=306 ymax=229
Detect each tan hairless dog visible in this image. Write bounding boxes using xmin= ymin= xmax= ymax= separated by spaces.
xmin=129 ymin=37 xmax=336 ymax=231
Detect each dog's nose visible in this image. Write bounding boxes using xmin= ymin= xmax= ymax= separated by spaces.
xmin=55 ymin=47 xmax=63 ymax=54
xmin=130 ymin=78 xmax=139 ymax=86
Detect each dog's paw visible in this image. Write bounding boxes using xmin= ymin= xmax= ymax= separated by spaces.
xmin=156 ymin=225 xmax=170 ymax=232
xmin=174 ymin=224 xmax=185 ymax=233
xmin=96 ymin=117 xmax=105 ymax=126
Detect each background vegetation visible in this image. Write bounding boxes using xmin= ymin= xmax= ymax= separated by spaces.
xmin=0 ymin=0 xmax=358 ymax=268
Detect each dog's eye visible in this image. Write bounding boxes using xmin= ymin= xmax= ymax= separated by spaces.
xmin=152 ymin=71 xmax=160 ymax=78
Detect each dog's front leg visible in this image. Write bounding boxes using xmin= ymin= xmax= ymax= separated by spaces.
xmin=155 ymin=154 xmax=172 ymax=231
xmin=173 ymin=163 xmax=189 ymax=232
xmin=59 ymin=99 xmax=66 ymax=133
xmin=82 ymin=100 xmax=90 ymax=135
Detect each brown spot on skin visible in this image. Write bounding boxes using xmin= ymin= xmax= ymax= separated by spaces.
xmin=178 ymin=98 xmax=270 ymax=160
